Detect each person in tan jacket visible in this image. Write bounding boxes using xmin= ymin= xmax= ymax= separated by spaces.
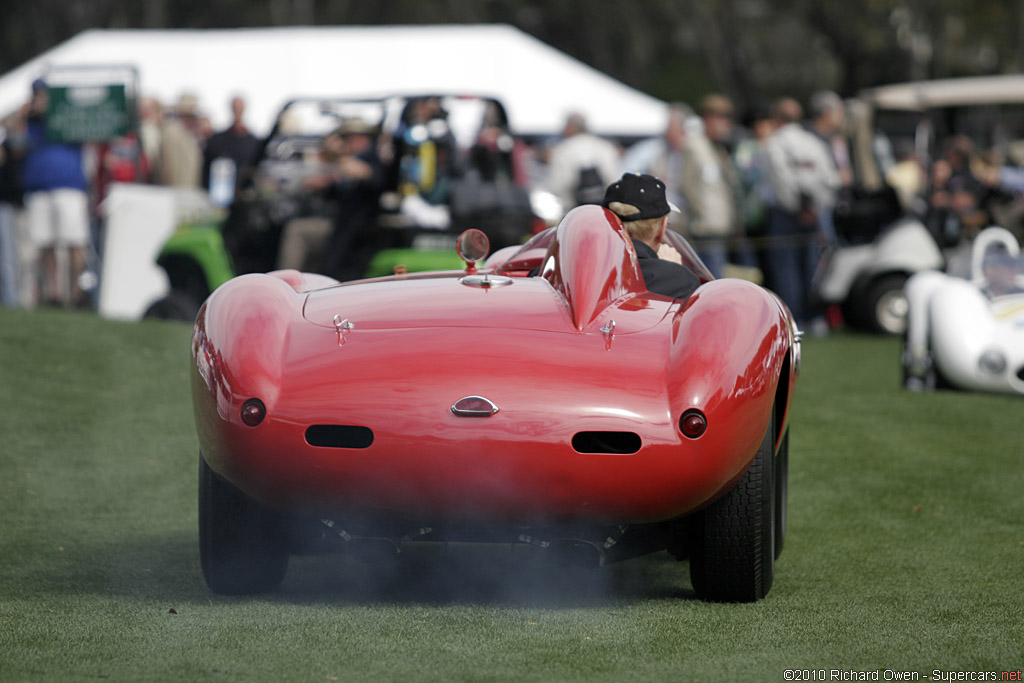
xmin=156 ymin=93 xmax=205 ymax=189
xmin=679 ymin=94 xmax=741 ymax=279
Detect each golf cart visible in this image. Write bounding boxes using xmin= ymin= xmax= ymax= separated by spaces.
xmin=146 ymin=94 xmax=538 ymax=320
xmin=814 ymin=75 xmax=1024 ymax=335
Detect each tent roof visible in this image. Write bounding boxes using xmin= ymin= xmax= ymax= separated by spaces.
xmin=0 ymin=24 xmax=669 ymax=138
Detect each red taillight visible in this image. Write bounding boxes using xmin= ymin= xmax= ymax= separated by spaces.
xmin=680 ymin=409 xmax=707 ymax=439
xmin=241 ymin=398 xmax=266 ymax=427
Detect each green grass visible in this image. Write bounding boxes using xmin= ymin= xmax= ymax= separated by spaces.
xmin=1 ymin=308 xmax=1022 ymax=681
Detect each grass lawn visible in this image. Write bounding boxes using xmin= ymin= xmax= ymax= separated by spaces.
xmin=0 ymin=307 xmax=1021 ymax=682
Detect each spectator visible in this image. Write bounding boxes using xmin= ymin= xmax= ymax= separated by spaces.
xmin=455 ymin=102 xmax=536 ymax=247
xmin=203 ymin=95 xmax=260 ymax=206
xmin=762 ymin=96 xmax=841 ymax=331
xmin=700 ymin=93 xmax=739 ymax=153
xmin=885 ymin=139 xmax=926 ymax=215
xmin=468 ymin=101 xmax=527 ymax=186
xmin=806 ymin=90 xmax=851 ymax=242
xmin=0 ymin=120 xmax=23 ymax=307
xmin=156 ymin=93 xmax=204 ymax=188
xmin=545 ymin=112 xmax=620 ymax=212
xmin=732 ymin=102 xmax=779 ymax=273
xmin=678 ymin=94 xmax=741 ymax=278
xmin=275 ymin=128 xmax=348 ymax=273
xmin=137 ymin=96 xmax=163 ymax=181
xmin=93 ymin=101 xmax=152 ymax=204
xmin=320 ymin=118 xmax=388 ymax=281
xmin=394 ymin=96 xmax=458 ymax=207
xmin=925 ymin=137 xmax=987 ymax=247
xmin=619 ymin=103 xmax=690 ymax=230
xmin=15 ymin=79 xmax=93 ymax=307
xmin=98 ymin=133 xmax=150 ymax=187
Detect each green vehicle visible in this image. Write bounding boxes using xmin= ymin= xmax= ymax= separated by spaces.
xmin=146 ymin=95 xmax=537 ymax=320
xmin=145 ymin=218 xmax=234 ymax=320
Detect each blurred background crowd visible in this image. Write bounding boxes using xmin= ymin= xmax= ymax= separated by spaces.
xmin=3 ymin=76 xmax=1024 ymax=331
xmin=0 ymin=84 xmax=258 ymax=308
xmin=2 ymin=0 xmax=1024 ymax=333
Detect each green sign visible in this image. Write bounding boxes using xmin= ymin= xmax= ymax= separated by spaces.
xmin=46 ymin=84 xmax=132 ymax=143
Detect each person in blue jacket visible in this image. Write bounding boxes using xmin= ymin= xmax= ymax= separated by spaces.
xmin=17 ymin=79 xmax=91 ymax=306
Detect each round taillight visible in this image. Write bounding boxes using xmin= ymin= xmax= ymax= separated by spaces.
xmin=680 ymin=409 xmax=707 ymax=439
xmin=240 ymin=398 xmax=266 ymax=427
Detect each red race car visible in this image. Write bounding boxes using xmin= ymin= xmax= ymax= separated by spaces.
xmin=192 ymin=205 xmax=800 ymax=601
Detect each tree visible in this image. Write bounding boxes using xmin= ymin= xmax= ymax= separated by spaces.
xmin=1 ymin=0 xmax=1018 ymax=117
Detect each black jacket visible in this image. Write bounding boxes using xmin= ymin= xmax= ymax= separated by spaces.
xmin=632 ymin=239 xmax=700 ymax=300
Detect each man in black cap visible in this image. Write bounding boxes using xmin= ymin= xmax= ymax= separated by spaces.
xmin=603 ymin=173 xmax=701 ymax=300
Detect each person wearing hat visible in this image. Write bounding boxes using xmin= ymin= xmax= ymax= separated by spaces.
xmin=603 ymin=173 xmax=700 ymax=300
xmin=678 ymin=93 xmax=741 ymax=279
xmin=156 ymin=92 xmax=204 ymax=188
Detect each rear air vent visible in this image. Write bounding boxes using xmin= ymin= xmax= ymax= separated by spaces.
xmin=571 ymin=431 xmax=641 ymax=454
xmin=306 ymin=425 xmax=374 ymax=449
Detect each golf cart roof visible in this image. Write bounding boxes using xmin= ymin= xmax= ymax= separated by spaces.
xmin=861 ymin=75 xmax=1024 ymax=110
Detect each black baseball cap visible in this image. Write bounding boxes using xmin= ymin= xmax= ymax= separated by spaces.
xmin=602 ymin=173 xmax=679 ymax=221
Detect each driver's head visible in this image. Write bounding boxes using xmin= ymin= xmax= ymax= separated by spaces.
xmin=602 ymin=173 xmax=678 ymax=245
xmin=983 ymin=249 xmax=1018 ymax=283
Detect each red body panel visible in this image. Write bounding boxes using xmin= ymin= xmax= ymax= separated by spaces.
xmin=192 ymin=206 xmax=798 ymax=525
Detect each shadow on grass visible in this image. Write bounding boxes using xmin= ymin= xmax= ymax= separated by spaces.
xmin=28 ymin=531 xmax=696 ymax=608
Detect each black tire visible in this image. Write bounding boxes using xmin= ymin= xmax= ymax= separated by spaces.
xmin=774 ymin=430 xmax=789 ymax=560
xmin=861 ymin=274 xmax=909 ymax=335
xmin=689 ymin=417 xmax=775 ymax=602
xmin=143 ymin=291 xmax=200 ymax=322
xmin=199 ymin=453 xmax=289 ymax=594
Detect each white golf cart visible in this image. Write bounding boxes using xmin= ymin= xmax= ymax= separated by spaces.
xmin=814 ymin=74 xmax=1024 ymax=335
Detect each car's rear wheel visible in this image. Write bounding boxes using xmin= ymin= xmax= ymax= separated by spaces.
xmin=774 ymin=430 xmax=789 ymax=560
xmin=689 ymin=417 xmax=775 ymax=602
xmin=199 ymin=453 xmax=289 ymax=594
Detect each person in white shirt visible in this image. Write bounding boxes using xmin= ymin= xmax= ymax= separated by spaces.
xmin=619 ymin=103 xmax=690 ymax=228
xmin=545 ymin=112 xmax=620 ymax=213
xmin=762 ymin=97 xmax=841 ymax=329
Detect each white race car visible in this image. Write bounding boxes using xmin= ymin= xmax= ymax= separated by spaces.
xmin=903 ymin=227 xmax=1024 ymax=394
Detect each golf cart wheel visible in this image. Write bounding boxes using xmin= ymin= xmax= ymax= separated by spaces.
xmin=199 ymin=453 xmax=289 ymax=594
xmin=143 ymin=291 xmax=201 ymax=322
xmin=862 ymin=274 xmax=909 ymax=335
xmin=689 ymin=417 xmax=775 ymax=602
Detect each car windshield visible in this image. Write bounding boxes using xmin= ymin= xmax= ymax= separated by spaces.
xmin=248 ymin=95 xmax=511 ymax=196
xmin=981 ymin=252 xmax=1024 ymax=297
xmin=250 ymin=99 xmax=389 ymax=195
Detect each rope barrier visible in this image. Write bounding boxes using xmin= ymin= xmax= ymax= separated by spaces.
xmin=684 ymin=232 xmax=832 ymax=251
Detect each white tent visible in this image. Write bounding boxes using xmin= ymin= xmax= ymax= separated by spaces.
xmin=0 ymin=24 xmax=669 ymax=138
